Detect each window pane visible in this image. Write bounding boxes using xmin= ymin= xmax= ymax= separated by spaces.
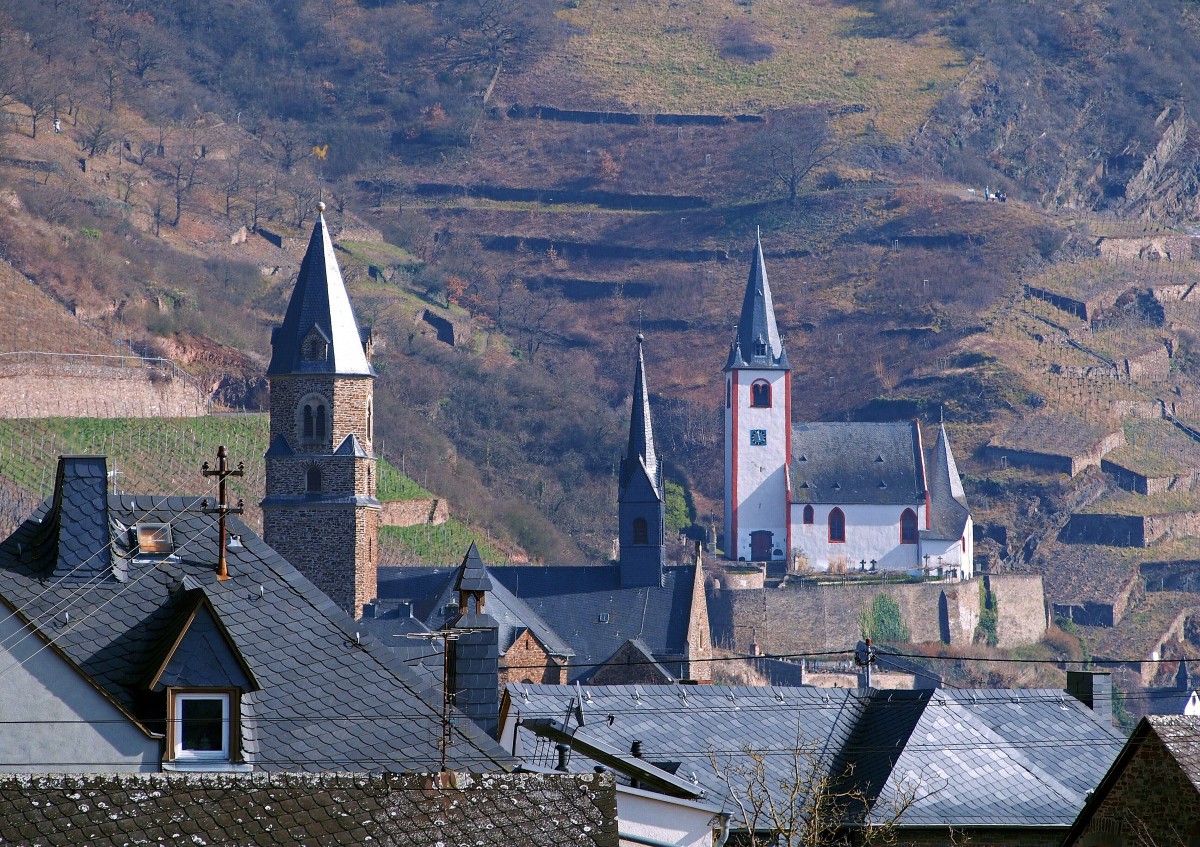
xmin=136 ymin=524 xmax=172 ymax=555
xmin=181 ymin=698 xmax=225 ymax=752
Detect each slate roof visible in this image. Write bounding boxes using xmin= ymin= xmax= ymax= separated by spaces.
xmin=373 ymin=566 xmax=575 ymax=661
xmin=267 ymin=211 xmax=375 ymax=377
xmin=0 ymin=456 xmax=513 ymax=773
xmin=503 ymin=684 xmax=1123 ymax=831
xmin=488 ymin=565 xmax=696 ymax=682
xmin=0 ymin=772 xmax=617 ymax=847
xmin=726 ymin=230 xmax=789 ymax=371
xmin=790 ymin=422 xmax=926 ymax=506
xmin=925 ymin=421 xmax=971 ymax=541
xmin=376 ymin=564 xmax=697 ymax=683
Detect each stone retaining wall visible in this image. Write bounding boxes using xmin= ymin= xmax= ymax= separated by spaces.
xmin=707 ymin=574 xmax=1046 ymax=653
xmin=380 ymin=499 xmax=449 ymax=527
xmin=0 ymin=362 xmax=207 ymax=418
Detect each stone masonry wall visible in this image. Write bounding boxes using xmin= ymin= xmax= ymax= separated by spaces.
xmin=268 ymin=375 xmax=374 ymax=454
xmin=0 ymin=363 xmax=207 ymax=417
xmin=269 ymin=454 xmax=375 ymax=499
xmin=381 ymin=499 xmax=449 ymax=527
xmin=500 ymin=630 xmax=567 ymax=686
xmin=263 ymin=504 xmax=379 ymax=616
xmin=1073 ymin=736 xmax=1200 ymax=847
xmin=710 ymin=575 xmax=1046 ymax=653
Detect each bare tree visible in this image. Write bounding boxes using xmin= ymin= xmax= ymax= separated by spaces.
xmin=78 ymin=112 xmax=116 ymax=158
xmin=152 ymin=128 xmax=207 ymax=226
xmin=749 ymin=107 xmax=838 ymax=207
xmin=710 ymin=740 xmax=931 ymax=847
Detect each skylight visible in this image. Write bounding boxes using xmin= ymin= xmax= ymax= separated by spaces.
xmin=136 ymin=523 xmax=173 ymax=556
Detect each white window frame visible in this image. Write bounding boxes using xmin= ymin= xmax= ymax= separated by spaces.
xmin=171 ymin=691 xmax=231 ymax=762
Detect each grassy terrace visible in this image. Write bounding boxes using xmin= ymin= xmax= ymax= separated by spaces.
xmin=503 ymin=0 xmax=968 ymax=139
xmin=0 ymin=415 xmax=428 ymax=536
xmin=1105 ymin=420 xmax=1200 ymax=478
xmin=1080 ymin=489 xmax=1200 ymax=517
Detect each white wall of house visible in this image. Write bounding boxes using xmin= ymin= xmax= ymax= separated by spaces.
xmin=0 ymin=609 xmax=160 ymax=772
xmin=726 ymin=369 xmax=789 ymax=561
xmin=789 ymin=503 xmax=926 ymax=572
xmin=616 ymin=784 xmax=724 ymax=847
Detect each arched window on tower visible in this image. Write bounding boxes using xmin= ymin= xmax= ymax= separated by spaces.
xmin=803 ymin=504 xmax=814 ymax=525
xmin=726 ymin=380 xmax=731 ymax=409
xmin=315 ymin=404 xmax=327 ymax=441
xmin=751 ymin=380 xmax=771 ymax=408
xmin=632 ymin=517 xmax=649 ymax=545
xmin=303 ymin=405 xmax=314 ymax=439
xmin=306 ymin=465 xmax=322 ymax=493
xmin=900 ymin=509 xmax=918 ymax=544
xmin=828 ymin=508 xmax=846 ymax=544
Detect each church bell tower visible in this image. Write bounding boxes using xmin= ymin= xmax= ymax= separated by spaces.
xmin=262 ymin=202 xmax=380 ymax=617
xmin=724 ymin=230 xmax=791 ymax=562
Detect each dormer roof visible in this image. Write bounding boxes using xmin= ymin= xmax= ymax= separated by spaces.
xmin=267 ymin=212 xmax=375 ymax=377
xmin=725 ymin=230 xmax=789 ymax=371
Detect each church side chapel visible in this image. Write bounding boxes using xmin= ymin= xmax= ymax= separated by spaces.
xmin=723 ymin=233 xmax=973 ymax=577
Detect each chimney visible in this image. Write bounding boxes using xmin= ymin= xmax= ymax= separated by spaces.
xmin=1067 ymin=670 xmax=1113 ymax=724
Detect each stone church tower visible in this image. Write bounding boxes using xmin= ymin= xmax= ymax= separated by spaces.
xmin=262 ymin=203 xmax=380 ymax=618
xmin=724 ymin=230 xmax=792 ymax=562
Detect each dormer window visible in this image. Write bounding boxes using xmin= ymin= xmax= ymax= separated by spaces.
xmin=136 ymin=523 xmax=173 ymax=557
xmin=302 ymin=326 xmax=330 ymax=363
xmin=168 ymin=689 xmax=236 ymax=766
xmin=754 ymin=339 xmax=767 ymax=358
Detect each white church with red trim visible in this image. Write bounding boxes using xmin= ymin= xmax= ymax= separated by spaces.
xmin=723 ymin=234 xmax=973 ymax=578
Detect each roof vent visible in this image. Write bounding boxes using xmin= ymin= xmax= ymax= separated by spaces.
xmin=875 ymin=454 xmax=885 ymax=462
xmin=798 ymin=454 xmax=808 ymax=461
xmin=598 ymin=613 xmax=610 ymax=623
xmin=799 ymin=481 xmax=809 ymax=489
xmin=879 ymin=481 xmax=887 ymax=489
xmin=831 ymin=482 xmax=841 ymax=490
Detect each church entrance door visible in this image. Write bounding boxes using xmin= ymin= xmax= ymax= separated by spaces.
xmin=750 ymin=530 xmax=773 ymax=562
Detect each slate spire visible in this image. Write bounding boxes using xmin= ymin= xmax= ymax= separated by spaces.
xmin=926 ymin=417 xmax=970 ymax=541
xmin=621 ymin=333 xmax=659 ymax=495
xmin=267 ymin=205 xmax=374 ymax=376
xmin=726 ymin=228 xmax=789 ymax=371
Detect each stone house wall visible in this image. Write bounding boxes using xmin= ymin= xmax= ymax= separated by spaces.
xmin=1070 ymin=735 xmax=1200 ymax=847
xmin=500 ymin=630 xmax=566 ymax=686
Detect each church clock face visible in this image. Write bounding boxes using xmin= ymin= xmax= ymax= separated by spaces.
xmin=750 ymin=429 xmax=767 ymax=446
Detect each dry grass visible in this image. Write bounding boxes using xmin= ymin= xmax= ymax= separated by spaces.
xmin=498 ymin=0 xmax=968 ymax=139
xmin=0 ymin=263 xmax=123 ymax=356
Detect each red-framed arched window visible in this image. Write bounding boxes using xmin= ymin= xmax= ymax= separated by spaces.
xmin=750 ymin=380 xmax=771 ymax=408
xmin=726 ymin=379 xmax=731 ymax=409
xmin=803 ymin=505 xmax=814 ymax=525
xmin=828 ymin=508 xmax=845 ymax=543
xmin=900 ymin=509 xmax=918 ymax=544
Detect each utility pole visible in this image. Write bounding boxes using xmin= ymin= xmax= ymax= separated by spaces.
xmin=854 ymin=637 xmax=877 ymax=688
xmin=405 ymin=625 xmax=490 ymax=773
xmin=201 ymin=445 xmax=244 ymax=581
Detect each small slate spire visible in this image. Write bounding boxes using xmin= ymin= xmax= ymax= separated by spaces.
xmin=622 ymin=333 xmax=659 ymax=494
xmin=726 ymin=229 xmax=788 ymax=370
xmin=267 ymin=207 xmax=374 ymax=377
